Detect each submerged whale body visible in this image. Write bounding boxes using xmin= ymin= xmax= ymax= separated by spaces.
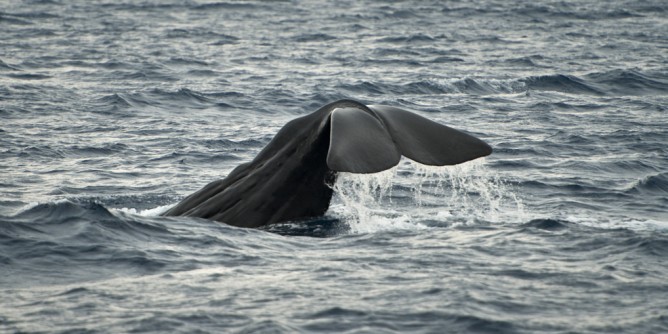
xmin=162 ymin=100 xmax=492 ymax=227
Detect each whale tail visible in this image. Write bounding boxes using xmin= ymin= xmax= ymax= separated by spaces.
xmin=326 ymin=104 xmax=492 ymax=173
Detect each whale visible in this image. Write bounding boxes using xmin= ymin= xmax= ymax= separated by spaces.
xmin=162 ymin=100 xmax=492 ymax=227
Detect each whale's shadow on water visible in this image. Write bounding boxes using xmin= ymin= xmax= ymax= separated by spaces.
xmin=259 ymin=216 xmax=350 ymax=238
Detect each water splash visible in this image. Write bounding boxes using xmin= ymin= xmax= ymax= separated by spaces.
xmin=329 ymin=166 xmax=420 ymax=233
xmin=115 ymin=204 xmax=173 ymax=217
xmin=330 ymin=158 xmax=524 ymax=233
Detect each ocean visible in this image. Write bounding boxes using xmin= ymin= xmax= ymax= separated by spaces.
xmin=1 ymin=0 xmax=667 ymax=333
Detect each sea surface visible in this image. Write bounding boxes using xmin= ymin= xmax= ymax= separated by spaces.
xmin=2 ymin=0 xmax=668 ymax=333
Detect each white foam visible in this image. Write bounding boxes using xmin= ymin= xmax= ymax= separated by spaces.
xmin=16 ymin=201 xmax=41 ymax=213
xmin=114 ymin=203 xmax=175 ymax=217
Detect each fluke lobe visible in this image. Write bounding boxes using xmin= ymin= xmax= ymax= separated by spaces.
xmin=162 ymin=100 xmax=492 ymax=227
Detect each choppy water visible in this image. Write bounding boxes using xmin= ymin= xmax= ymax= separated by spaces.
xmin=2 ymin=0 xmax=668 ymax=333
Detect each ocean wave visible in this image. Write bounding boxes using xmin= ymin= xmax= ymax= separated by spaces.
xmin=0 ymin=13 xmax=33 ymax=25
xmin=95 ymin=88 xmax=216 ymax=111
xmin=5 ymin=72 xmax=51 ymax=80
xmin=382 ymin=9 xmax=420 ymax=19
xmin=585 ymin=69 xmax=668 ymax=96
xmin=636 ymin=237 xmax=668 ymax=257
xmin=335 ymin=80 xmax=477 ymax=95
xmin=146 ymin=151 xmax=246 ymax=167
xmin=4 ymin=11 xmax=60 ymax=20
xmin=192 ymin=2 xmax=263 ymax=11
xmin=522 ymin=218 xmax=570 ymax=231
xmin=67 ymin=142 xmax=131 ymax=157
xmin=0 ymin=201 xmax=194 ymax=285
xmin=627 ymin=172 xmax=668 ymax=195
xmin=106 ymin=69 xmax=178 ymax=82
xmin=1 ymin=201 xmax=166 ymax=238
xmin=503 ymin=55 xmax=547 ymax=67
xmin=522 ymin=74 xmax=605 ymax=95
xmin=518 ymin=70 xmax=668 ymax=96
xmin=94 ymin=93 xmax=132 ymax=110
xmin=17 ymin=145 xmax=65 ymax=159
xmin=377 ymin=34 xmax=438 ymax=44
xmin=292 ymin=33 xmax=337 ymax=43
xmin=406 ymin=70 xmax=668 ymax=96
xmin=0 ymin=59 xmax=20 ymax=70
xmin=169 ymin=88 xmax=212 ymax=103
xmin=431 ymin=55 xmax=465 ymax=63
xmin=335 ymin=70 xmax=668 ymax=96
xmin=346 ymin=70 xmax=668 ymax=97
xmin=164 ymin=28 xmax=239 ymax=43
xmin=300 ymin=309 xmax=516 ymax=333
xmin=201 ymin=138 xmax=264 ymax=149
xmin=97 ymin=60 xmax=132 ymax=70
xmin=166 ymin=57 xmax=213 ymax=67
xmin=515 ymin=4 xmax=642 ymax=21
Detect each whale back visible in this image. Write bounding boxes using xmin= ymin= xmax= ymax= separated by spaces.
xmin=162 ymin=108 xmax=335 ymax=227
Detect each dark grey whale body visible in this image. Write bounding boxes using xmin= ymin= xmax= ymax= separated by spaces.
xmin=162 ymin=100 xmax=492 ymax=227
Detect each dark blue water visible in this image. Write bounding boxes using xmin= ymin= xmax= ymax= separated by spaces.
xmin=2 ymin=0 xmax=668 ymax=333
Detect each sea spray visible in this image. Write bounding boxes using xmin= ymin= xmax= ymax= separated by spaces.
xmin=409 ymin=158 xmax=525 ymax=223
xmin=329 ymin=165 xmax=418 ymax=233
xmin=330 ymin=158 xmax=524 ymax=232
